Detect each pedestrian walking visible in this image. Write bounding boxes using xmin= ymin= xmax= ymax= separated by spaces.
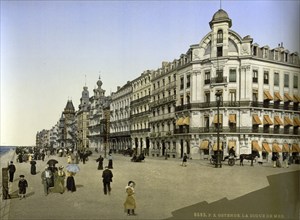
xmin=124 ymin=181 xmax=136 ymax=216
xmin=30 ymin=161 xmax=37 ymax=175
xmin=52 ymin=166 xmax=66 ymax=194
xmin=108 ymin=153 xmax=113 ymax=169
xmin=96 ymin=155 xmax=104 ymax=170
xmin=66 ymin=171 xmax=76 ymax=192
xmin=8 ymin=161 xmax=16 ymax=182
xmin=272 ymin=152 xmax=278 ymax=168
xmin=102 ymin=166 xmax=113 ymax=195
xmin=181 ymin=153 xmax=188 ymax=167
xmin=41 ymin=167 xmax=53 ymax=195
xmin=282 ymin=152 xmax=289 ymax=168
xmin=18 ymin=175 xmax=28 ymax=200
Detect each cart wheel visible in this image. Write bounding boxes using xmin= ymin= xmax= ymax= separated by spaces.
xmin=228 ymin=159 xmax=235 ymax=166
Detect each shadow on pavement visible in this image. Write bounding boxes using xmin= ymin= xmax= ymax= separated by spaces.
xmin=166 ymin=170 xmax=299 ymax=220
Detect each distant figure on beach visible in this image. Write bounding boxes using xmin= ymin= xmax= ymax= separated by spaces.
xmin=96 ymin=155 xmax=104 ymax=170
xmin=108 ymin=153 xmax=113 ymax=169
xmin=124 ymin=181 xmax=136 ymax=216
xmin=66 ymin=171 xmax=76 ymax=192
xmin=102 ymin=166 xmax=113 ymax=195
xmin=41 ymin=167 xmax=53 ymax=196
xmin=8 ymin=161 xmax=16 ymax=182
xmin=18 ymin=175 xmax=28 ymax=200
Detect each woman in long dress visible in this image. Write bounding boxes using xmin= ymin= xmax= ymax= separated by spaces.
xmin=124 ymin=181 xmax=136 ymax=216
xmin=52 ymin=166 xmax=66 ymax=194
xmin=96 ymin=155 xmax=104 ymax=170
xmin=66 ymin=171 xmax=76 ymax=192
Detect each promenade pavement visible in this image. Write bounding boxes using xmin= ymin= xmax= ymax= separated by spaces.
xmin=1 ymin=151 xmax=299 ymax=220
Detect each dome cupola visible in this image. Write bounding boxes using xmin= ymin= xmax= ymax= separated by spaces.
xmin=209 ymin=9 xmax=232 ymax=28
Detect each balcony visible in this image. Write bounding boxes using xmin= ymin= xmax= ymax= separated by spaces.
xmin=210 ymin=76 xmax=227 ymax=85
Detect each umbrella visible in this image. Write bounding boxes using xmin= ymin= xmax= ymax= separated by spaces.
xmin=47 ymin=159 xmax=58 ymax=165
xmin=66 ymin=164 xmax=80 ymax=173
xmin=30 ymin=161 xmax=36 ymax=165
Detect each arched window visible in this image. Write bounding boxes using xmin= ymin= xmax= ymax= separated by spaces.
xmin=217 ymin=30 xmax=223 ymax=43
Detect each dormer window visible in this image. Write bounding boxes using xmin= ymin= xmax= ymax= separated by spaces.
xmin=253 ymin=46 xmax=257 ymax=56
xmin=217 ymin=30 xmax=223 ymax=43
xmin=217 ymin=46 xmax=223 ymax=57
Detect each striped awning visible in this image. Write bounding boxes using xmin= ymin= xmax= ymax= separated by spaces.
xmin=274 ymin=92 xmax=283 ymax=101
xmin=272 ymin=143 xmax=282 ymax=152
xmin=294 ymin=95 xmax=300 ymax=103
xmin=263 ymin=115 xmax=273 ymax=125
xmin=229 ymin=114 xmax=236 ymax=123
xmin=264 ymin=90 xmax=273 ymax=100
xmin=284 ymin=117 xmax=293 ymax=126
xmin=292 ymin=143 xmax=300 ymax=153
xmin=213 ymin=142 xmax=223 ymax=151
xmin=293 ymin=117 xmax=300 ymax=127
xmin=228 ymin=140 xmax=236 ymax=151
xmin=183 ymin=117 xmax=190 ymax=125
xmin=262 ymin=142 xmax=272 ymax=153
xmin=284 ymin=93 xmax=293 ymax=102
xmin=282 ymin=144 xmax=290 ymax=153
xmin=213 ymin=114 xmax=223 ymax=124
xmin=200 ymin=140 xmax=209 ymax=150
xmin=176 ymin=117 xmax=184 ymax=126
xmin=274 ymin=116 xmax=283 ymax=126
xmin=253 ymin=115 xmax=262 ymax=125
xmin=252 ymin=140 xmax=262 ymax=151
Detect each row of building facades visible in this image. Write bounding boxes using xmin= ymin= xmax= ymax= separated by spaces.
xmin=36 ymin=9 xmax=300 ymax=161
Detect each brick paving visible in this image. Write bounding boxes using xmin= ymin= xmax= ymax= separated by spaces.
xmin=1 ymin=151 xmax=299 ymax=220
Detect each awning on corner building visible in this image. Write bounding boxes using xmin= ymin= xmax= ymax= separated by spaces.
xmin=294 ymin=95 xmax=300 ymax=103
xmin=274 ymin=116 xmax=283 ymax=126
xmin=282 ymin=144 xmax=290 ymax=153
xmin=263 ymin=115 xmax=273 ymax=125
xmin=264 ymin=90 xmax=273 ymax=100
xmin=252 ymin=115 xmax=262 ymax=125
xmin=252 ymin=140 xmax=262 ymax=151
xmin=213 ymin=114 xmax=223 ymax=124
xmin=229 ymin=114 xmax=236 ymax=123
xmin=183 ymin=117 xmax=190 ymax=125
xmin=272 ymin=143 xmax=282 ymax=152
xmin=284 ymin=93 xmax=293 ymax=102
xmin=292 ymin=143 xmax=300 ymax=153
xmin=213 ymin=142 xmax=223 ymax=151
xmin=228 ymin=140 xmax=236 ymax=151
xmin=176 ymin=117 xmax=184 ymax=126
xmin=284 ymin=117 xmax=293 ymax=126
xmin=274 ymin=92 xmax=283 ymax=102
xmin=262 ymin=142 xmax=272 ymax=153
xmin=200 ymin=140 xmax=209 ymax=150
xmin=293 ymin=117 xmax=300 ymax=127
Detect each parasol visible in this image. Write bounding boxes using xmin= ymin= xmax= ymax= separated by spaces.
xmin=47 ymin=159 xmax=58 ymax=165
xmin=66 ymin=164 xmax=80 ymax=173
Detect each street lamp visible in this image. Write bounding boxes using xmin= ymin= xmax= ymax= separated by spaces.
xmin=215 ymin=90 xmax=222 ymax=168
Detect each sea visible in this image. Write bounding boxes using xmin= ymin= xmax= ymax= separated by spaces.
xmin=0 ymin=146 xmax=16 ymax=156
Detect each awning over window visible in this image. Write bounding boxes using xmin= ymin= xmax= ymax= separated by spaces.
xmin=200 ymin=140 xmax=209 ymax=150
xmin=272 ymin=143 xmax=282 ymax=152
xmin=213 ymin=142 xmax=223 ymax=151
xmin=183 ymin=117 xmax=190 ymax=125
xmin=284 ymin=117 xmax=293 ymax=126
xmin=293 ymin=117 xmax=300 ymax=127
xmin=263 ymin=115 xmax=273 ymax=125
xmin=252 ymin=140 xmax=262 ymax=151
xmin=294 ymin=95 xmax=300 ymax=103
xmin=252 ymin=115 xmax=262 ymax=125
xmin=292 ymin=143 xmax=300 ymax=153
xmin=262 ymin=142 xmax=272 ymax=153
xmin=274 ymin=92 xmax=283 ymax=101
xmin=282 ymin=144 xmax=290 ymax=153
xmin=176 ymin=117 xmax=184 ymax=126
xmin=228 ymin=140 xmax=236 ymax=150
xmin=284 ymin=93 xmax=293 ymax=102
xmin=274 ymin=116 xmax=283 ymax=126
xmin=229 ymin=114 xmax=236 ymax=123
xmin=264 ymin=90 xmax=273 ymax=100
xmin=213 ymin=114 xmax=222 ymax=124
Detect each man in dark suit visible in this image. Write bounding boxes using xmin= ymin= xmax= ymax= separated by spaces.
xmin=102 ymin=166 xmax=113 ymax=195
xmin=8 ymin=161 xmax=16 ymax=182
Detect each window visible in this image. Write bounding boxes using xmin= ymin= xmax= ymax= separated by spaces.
xmin=217 ymin=30 xmax=223 ymax=43
xmin=274 ymin=72 xmax=279 ymax=86
xmin=229 ymin=90 xmax=236 ymax=105
xmin=180 ymin=95 xmax=184 ymax=106
xmin=253 ymin=70 xmax=258 ymax=83
xmin=186 ymin=93 xmax=190 ymax=104
xmin=229 ymin=69 xmax=236 ymax=82
xmin=217 ymin=47 xmax=223 ymax=57
xmin=180 ymin=77 xmax=184 ymax=90
xmin=204 ymin=116 xmax=210 ymax=131
xmin=264 ymin=71 xmax=269 ymax=84
xmin=205 ymin=71 xmax=210 ymax=84
xmin=284 ymin=74 xmax=289 ymax=87
xmin=205 ymin=92 xmax=210 ymax=104
xmin=253 ymin=46 xmax=257 ymax=56
xmin=284 ymin=53 xmax=288 ymax=62
xmin=253 ymin=90 xmax=258 ymax=106
xmin=186 ymin=75 xmax=191 ymax=88
xmin=293 ymin=75 xmax=298 ymax=89
xmin=216 ymin=69 xmax=223 ymax=83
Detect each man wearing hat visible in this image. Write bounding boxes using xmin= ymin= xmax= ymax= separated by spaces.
xmin=8 ymin=161 xmax=16 ymax=182
xmin=41 ymin=167 xmax=52 ymax=195
xmin=18 ymin=175 xmax=28 ymax=199
xmin=102 ymin=166 xmax=113 ymax=195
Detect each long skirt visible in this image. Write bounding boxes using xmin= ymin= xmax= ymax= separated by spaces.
xmin=66 ymin=176 xmax=76 ymax=192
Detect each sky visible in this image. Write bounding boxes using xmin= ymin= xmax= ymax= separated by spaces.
xmin=1 ymin=0 xmax=299 ymax=146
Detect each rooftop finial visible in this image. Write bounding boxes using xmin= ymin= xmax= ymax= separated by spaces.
xmin=99 ymin=71 xmax=101 ymax=80
xmin=220 ymin=0 xmax=222 ymax=9
xmin=85 ymin=74 xmax=87 ymax=86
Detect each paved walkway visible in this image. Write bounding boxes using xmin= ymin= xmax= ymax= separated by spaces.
xmin=1 ymin=152 xmax=299 ymax=220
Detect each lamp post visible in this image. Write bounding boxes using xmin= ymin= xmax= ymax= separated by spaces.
xmin=215 ymin=90 xmax=222 ymax=168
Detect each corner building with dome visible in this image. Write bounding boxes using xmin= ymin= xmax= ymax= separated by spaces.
xmin=146 ymin=9 xmax=300 ymax=162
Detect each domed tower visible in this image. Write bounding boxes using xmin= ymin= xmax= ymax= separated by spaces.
xmin=79 ymin=86 xmax=90 ymax=111
xmin=209 ymin=9 xmax=232 ymax=58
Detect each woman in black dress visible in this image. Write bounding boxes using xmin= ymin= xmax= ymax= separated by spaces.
xmin=66 ymin=172 xmax=76 ymax=192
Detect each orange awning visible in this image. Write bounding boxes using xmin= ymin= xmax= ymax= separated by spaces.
xmin=292 ymin=143 xmax=300 ymax=153
xmin=274 ymin=92 xmax=283 ymax=101
xmin=262 ymin=142 xmax=272 ymax=153
xmin=284 ymin=93 xmax=293 ymax=102
xmin=252 ymin=115 xmax=262 ymax=125
xmin=293 ymin=117 xmax=300 ymax=127
xmin=213 ymin=115 xmax=223 ymax=124
xmin=263 ymin=115 xmax=273 ymax=125
xmin=264 ymin=90 xmax=273 ymax=100
xmin=274 ymin=116 xmax=283 ymax=126
xmin=183 ymin=117 xmax=190 ymax=125
xmin=284 ymin=117 xmax=293 ymax=126
xmin=228 ymin=140 xmax=236 ymax=151
xmin=176 ymin=118 xmax=184 ymax=126
xmin=200 ymin=140 xmax=209 ymax=150
xmin=213 ymin=142 xmax=223 ymax=151
xmin=229 ymin=114 xmax=236 ymax=123
xmin=252 ymin=140 xmax=262 ymax=151
xmin=282 ymin=144 xmax=290 ymax=152
xmin=272 ymin=143 xmax=282 ymax=152
xmin=294 ymin=95 xmax=300 ymax=103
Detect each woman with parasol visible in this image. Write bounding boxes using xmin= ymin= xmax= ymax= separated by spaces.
xmin=65 ymin=163 xmax=79 ymax=192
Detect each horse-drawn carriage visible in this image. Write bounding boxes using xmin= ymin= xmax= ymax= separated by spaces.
xmin=210 ymin=151 xmax=260 ymax=166
xmin=210 ymin=154 xmax=236 ymax=166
